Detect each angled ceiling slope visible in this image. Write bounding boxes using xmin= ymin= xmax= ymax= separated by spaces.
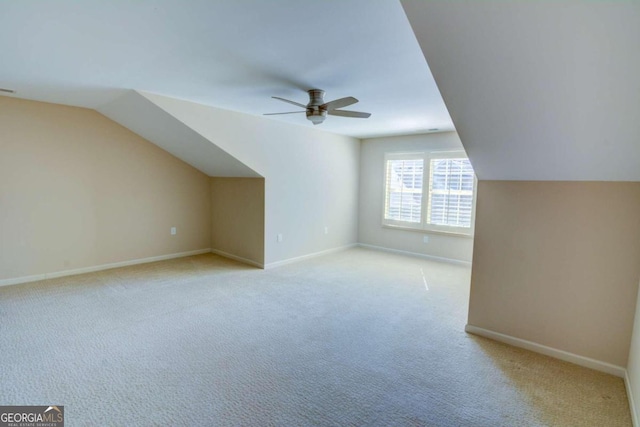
xmin=402 ymin=1 xmax=640 ymax=181
xmin=0 ymin=0 xmax=453 ymax=138
xmin=98 ymin=91 xmax=260 ymax=178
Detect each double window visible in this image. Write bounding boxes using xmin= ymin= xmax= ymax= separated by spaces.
xmin=383 ymin=151 xmax=476 ymax=235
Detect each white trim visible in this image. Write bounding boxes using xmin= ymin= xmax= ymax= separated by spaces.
xmin=0 ymin=249 xmax=212 ymax=288
xmin=382 ymin=224 xmax=474 ymax=238
xmin=264 ymin=244 xmax=357 ymax=269
xmin=358 ymin=243 xmax=471 ymax=267
xmin=626 ymin=370 xmax=639 ymax=427
xmin=210 ymin=249 xmax=264 ymax=269
xmin=465 ymin=324 xmax=626 ymax=378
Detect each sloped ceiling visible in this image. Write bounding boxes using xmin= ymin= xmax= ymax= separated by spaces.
xmin=0 ymin=0 xmax=452 ymax=138
xmin=99 ymin=91 xmax=260 ymax=178
xmin=401 ymin=1 xmax=640 ymax=181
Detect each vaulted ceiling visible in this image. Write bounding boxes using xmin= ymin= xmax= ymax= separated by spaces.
xmin=0 ymin=0 xmax=452 ymax=138
xmin=401 ymin=1 xmax=640 ymax=181
xmin=2 ymin=1 xmax=638 ymax=181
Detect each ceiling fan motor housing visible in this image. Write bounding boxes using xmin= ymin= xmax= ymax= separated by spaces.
xmin=306 ymin=89 xmax=327 ymax=124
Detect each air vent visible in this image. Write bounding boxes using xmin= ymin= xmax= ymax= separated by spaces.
xmin=428 ymin=128 xmax=439 ymax=131
xmin=0 ymin=88 xmax=16 ymax=94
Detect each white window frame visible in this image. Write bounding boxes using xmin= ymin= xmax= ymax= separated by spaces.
xmin=382 ymin=150 xmax=477 ymax=237
xmin=382 ymin=152 xmax=425 ymax=228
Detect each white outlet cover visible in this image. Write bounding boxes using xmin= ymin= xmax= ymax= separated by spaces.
xmin=171 ymin=227 xmax=177 ymax=235
xmin=277 ymin=233 xmax=283 ymax=242
xmin=423 ymin=235 xmax=429 ymax=243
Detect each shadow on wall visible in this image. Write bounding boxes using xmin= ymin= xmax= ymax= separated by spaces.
xmin=211 ymin=177 xmax=266 ymax=267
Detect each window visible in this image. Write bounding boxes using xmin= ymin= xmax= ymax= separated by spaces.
xmin=384 ymin=154 xmax=424 ymax=224
xmin=383 ymin=151 xmax=476 ymax=235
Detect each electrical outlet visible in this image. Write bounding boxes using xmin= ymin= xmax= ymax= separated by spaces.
xmin=277 ymin=233 xmax=283 ymax=242
xmin=324 ymin=226 xmax=329 ymax=235
xmin=171 ymin=227 xmax=177 ymax=235
xmin=423 ymin=235 xmax=429 ymax=244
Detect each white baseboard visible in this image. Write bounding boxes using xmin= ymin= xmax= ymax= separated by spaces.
xmin=264 ymin=244 xmax=358 ymax=269
xmin=626 ymin=370 xmax=639 ymax=427
xmin=0 ymin=248 xmax=212 ymax=288
xmin=465 ymin=324 xmax=626 ymax=378
xmin=357 ymin=243 xmax=471 ymax=267
xmin=210 ymin=249 xmax=264 ymax=269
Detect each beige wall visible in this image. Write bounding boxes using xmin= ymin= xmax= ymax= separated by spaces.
xmin=211 ymin=178 xmax=265 ymax=266
xmin=359 ymin=132 xmax=474 ymax=263
xmin=469 ymin=181 xmax=640 ymax=367
xmin=0 ymin=96 xmax=211 ymax=282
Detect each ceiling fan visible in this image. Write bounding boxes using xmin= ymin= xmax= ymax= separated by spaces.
xmin=264 ymin=89 xmax=371 ymax=125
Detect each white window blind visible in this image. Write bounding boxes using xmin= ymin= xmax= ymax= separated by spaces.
xmin=384 ymin=158 xmax=424 ymax=223
xmin=382 ymin=151 xmax=476 ymax=234
xmin=427 ymin=158 xmax=474 ymax=228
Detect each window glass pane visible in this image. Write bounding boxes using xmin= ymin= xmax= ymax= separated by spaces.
xmin=427 ymin=158 xmax=474 ymax=228
xmin=384 ymin=158 xmax=423 ymax=223
xmin=431 ymin=159 xmax=448 ymax=191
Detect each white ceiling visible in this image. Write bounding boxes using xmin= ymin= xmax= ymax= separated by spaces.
xmin=402 ymin=1 xmax=640 ymax=181
xmin=0 ymin=0 xmax=453 ymax=138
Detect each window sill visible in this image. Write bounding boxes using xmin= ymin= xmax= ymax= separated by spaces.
xmin=382 ymin=224 xmax=474 ymax=238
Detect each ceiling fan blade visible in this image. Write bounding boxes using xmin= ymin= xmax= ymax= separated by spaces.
xmin=322 ymin=96 xmax=358 ymax=111
xmin=328 ymin=109 xmax=371 ymax=118
xmin=272 ymin=96 xmax=307 ymax=109
xmin=263 ymin=111 xmax=305 ymax=115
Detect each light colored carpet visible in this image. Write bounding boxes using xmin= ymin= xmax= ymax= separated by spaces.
xmin=0 ymin=248 xmax=631 ymax=426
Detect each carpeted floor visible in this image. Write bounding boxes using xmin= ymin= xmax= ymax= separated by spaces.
xmin=0 ymin=248 xmax=632 ymax=426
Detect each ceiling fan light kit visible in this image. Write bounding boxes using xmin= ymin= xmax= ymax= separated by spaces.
xmin=265 ymin=89 xmax=371 ymax=125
